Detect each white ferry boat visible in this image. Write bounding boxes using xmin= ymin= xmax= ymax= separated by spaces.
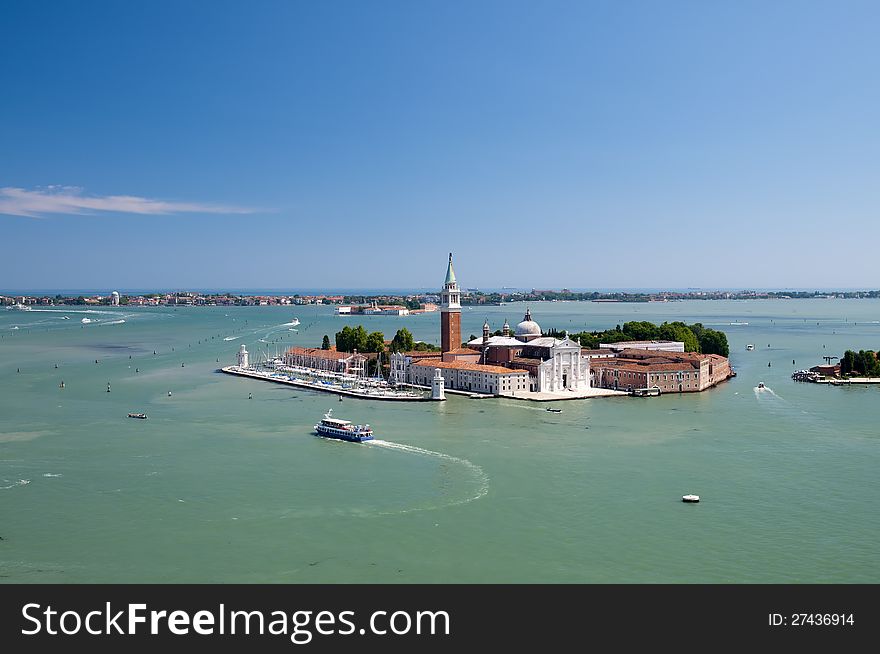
xmin=314 ymin=409 xmax=374 ymax=443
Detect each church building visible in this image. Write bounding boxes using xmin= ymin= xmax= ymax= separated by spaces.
xmin=390 ymin=254 xmax=592 ymax=396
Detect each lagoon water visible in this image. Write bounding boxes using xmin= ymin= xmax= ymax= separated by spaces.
xmin=1 ymin=300 xmax=878 ymax=583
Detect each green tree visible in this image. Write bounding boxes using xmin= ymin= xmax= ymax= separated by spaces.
xmin=851 ymin=350 xmax=880 ymax=376
xmin=335 ymin=326 xmax=352 ymax=352
xmin=658 ymin=322 xmax=700 ymax=352
xmin=321 ymin=335 xmax=331 ymax=350
xmin=688 ymin=322 xmax=705 ymax=341
xmin=365 ymin=331 xmax=386 ymax=353
xmin=699 ymin=329 xmax=729 ymax=357
xmin=390 ymin=328 xmax=415 ymax=353
xmin=841 ymin=350 xmax=856 ymax=375
xmin=867 ymin=351 xmax=880 ymax=377
xmin=336 ymin=325 xmax=368 ymax=352
xmin=622 ymin=321 xmax=660 ymax=341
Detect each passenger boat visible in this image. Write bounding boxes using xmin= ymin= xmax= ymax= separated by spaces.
xmin=314 ymin=409 xmax=374 ymax=443
xmin=127 ymin=412 xmax=148 ymax=419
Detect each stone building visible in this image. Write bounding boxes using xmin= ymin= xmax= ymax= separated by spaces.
xmin=590 ymin=349 xmax=732 ymax=393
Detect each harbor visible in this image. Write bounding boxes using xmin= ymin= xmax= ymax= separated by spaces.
xmin=220 ymin=364 xmax=433 ymax=401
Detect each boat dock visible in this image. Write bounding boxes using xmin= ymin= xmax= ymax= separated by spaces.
xmin=629 ymin=387 xmax=662 ymax=397
xmin=792 ymin=370 xmax=880 ymax=385
xmin=221 ymin=366 xmax=434 ymax=401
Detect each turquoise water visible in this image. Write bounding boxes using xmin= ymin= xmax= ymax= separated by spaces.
xmin=1 ymin=300 xmax=878 ymax=582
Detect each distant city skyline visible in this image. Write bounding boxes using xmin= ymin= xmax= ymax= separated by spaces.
xmin=2 ymin=1 xmax=879 ymax=290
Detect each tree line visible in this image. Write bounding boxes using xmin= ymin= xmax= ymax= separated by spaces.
xmin=840 ymin=350 xmax=880 ymax=377
xmin=566 ymin=321 xmax=730 ymax=357
xmin=324 ymin=327 xmax=439 ymax=354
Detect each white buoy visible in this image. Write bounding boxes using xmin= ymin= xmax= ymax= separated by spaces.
xmin=682 ymin=494 xmax=700 ymax=503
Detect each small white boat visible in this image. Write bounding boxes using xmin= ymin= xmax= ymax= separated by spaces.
xmin=81 ymin=318 xmax=92 ymax=324
xmin=757 ymin=381 xmax=765 ymax=389
xmin=61 ymin=316 xmax=70 ymax=320
xmin=746 ymin=344 xmax=755 ymax=351
xmin=682 ymin=494 xmax=700 ymax=503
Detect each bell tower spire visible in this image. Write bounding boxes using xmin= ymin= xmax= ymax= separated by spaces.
xmin=440 ymin=252 xmax=462 ymax=353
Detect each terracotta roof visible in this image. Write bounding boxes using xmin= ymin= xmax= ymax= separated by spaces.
xmin=614 ymin=349 xmax=721 ymax=365
xmin=592 ymin=359 xmax=699 ymax=372
xmin=446 ymin=347 xmax=481 ymax=355
xmin=509 ymin=357 xmax=542 ymax=368
xmin=603 ymin=340 xmax=683 ymax=347
xmin=411 ymin=359 xmax=527 ymax=375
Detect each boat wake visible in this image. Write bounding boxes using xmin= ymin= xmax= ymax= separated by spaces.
xmin=368 ymin=440 xmax=489 ymax=512
xmin=754 ymin=385 xmax=779 ymax=398
xmin=97 ymin=319 xmax=126 ymax=326
xmin=0 ymin=479 xmax=31 ymax=490
xmin=223 ymin=336 xmax=241 ymax=341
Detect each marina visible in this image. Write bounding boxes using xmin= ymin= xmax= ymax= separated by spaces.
xmin=221 ymin=365 xmax=431 ymax=401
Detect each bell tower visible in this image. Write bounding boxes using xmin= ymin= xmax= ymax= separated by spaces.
xmin=440 ymin=252 xmax=461 ymax=353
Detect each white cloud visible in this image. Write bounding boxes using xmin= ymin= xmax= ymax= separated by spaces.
xmin=0 ymin=186 xmax=259 ymax=218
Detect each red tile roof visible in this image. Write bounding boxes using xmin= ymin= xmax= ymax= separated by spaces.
xmin=411 ymin=360 xmax=527 ymax=375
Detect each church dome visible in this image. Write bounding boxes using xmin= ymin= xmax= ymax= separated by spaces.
xmin=515 ymin=308 xmax=541 ymax=337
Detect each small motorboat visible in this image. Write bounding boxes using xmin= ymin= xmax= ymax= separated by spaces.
xmin=127 ymin=413 xmax=148 ymax=419
xmin=546 ymin=408 xmax=562 ymax=413
xmin=746 ymin=344 xmax=754 ymax=351
xmin=682 ymin=494 xmax=700 ymax=503
xmin=757 ymin=382 xmax=765 ymax=389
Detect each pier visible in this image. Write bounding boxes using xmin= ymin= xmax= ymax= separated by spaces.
xmin=221 ymin=366 xmax=434 ymax=401
xmin=629 ymin=387 xmax=662 ymax=397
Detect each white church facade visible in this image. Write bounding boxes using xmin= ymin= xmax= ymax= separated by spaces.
xmin=390 ymin=254 xmax=592 ymax=397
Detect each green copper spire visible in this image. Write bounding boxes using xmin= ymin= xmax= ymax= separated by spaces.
xmin=445 ymin=252 xmax=456 ymax=285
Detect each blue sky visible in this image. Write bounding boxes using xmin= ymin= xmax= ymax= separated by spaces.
xmin=2 ymin=0 xmax=878 ymax=291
